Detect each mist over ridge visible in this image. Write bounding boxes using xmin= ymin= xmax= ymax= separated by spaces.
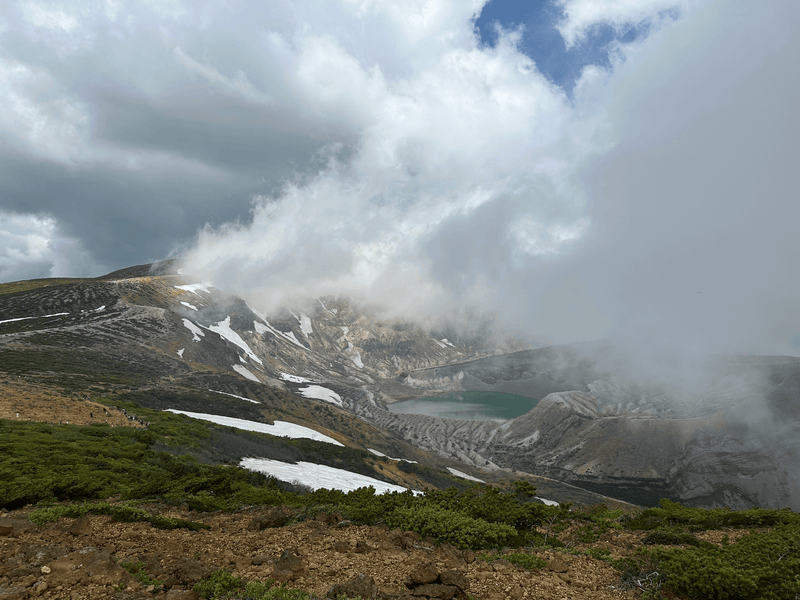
xmin=177 ymin=1 xmax=800 ymax=360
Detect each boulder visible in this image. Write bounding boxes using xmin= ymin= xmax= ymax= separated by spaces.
xmin=327 ymin=574 xmax=378 ymax=600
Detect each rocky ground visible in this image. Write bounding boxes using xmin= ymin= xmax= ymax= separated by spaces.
xmin=0 ymin=503 xmax=651 ymax=600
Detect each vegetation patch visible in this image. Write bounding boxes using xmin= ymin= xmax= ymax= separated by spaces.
xmin=28 ymin=501 xmax=208 ymax=531
xmin=120 ymin=560 xmax=164 ymax=591
xmin=194 ymin=570 xmax=315 ymax=600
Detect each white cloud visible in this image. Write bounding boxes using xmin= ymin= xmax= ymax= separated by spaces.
xmin=0 ymin=211 xmax=102 ymax=281
xmin=1 ymin=0 xmax=797 ymax=355
xmin=182 ymin=17 xmax=593 ymax=318
xmin=556 ymin=0 xmax=696 ymax=48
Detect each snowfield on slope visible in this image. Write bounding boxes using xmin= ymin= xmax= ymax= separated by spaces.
xmin=209 ymin=317 xmax=262 ymax=364
xmin=175 ymin=283 xmax=212 ymax=296
xmin=280 ymin=372 xmax=312 ymax=383
xmin=298 ymin=385 xmax=342 ymax=406
xmin=240 ymin=457 xmax=416 ymax=495
xmin=182 ymin=319 xmax=204 ymax=342
xmin=447 ymin=467 xmax=485 ymax=483
xmin=232 ymin=364 xmax=260 ymax=382
xmin=165 ymin=409 xmax=343 ymax=446
xmin=209 ymin=389 xmax=260 ymax=404
xmin=0 ymin=312 xmax=69 ymax=324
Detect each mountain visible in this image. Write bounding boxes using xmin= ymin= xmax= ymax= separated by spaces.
xmin=1 ymin=262 xmax=797 ymax=510
xmin=393 ymin=345 xmax=800 ymax=509
xmin=0 ymin=262 xmax=617 ymax=507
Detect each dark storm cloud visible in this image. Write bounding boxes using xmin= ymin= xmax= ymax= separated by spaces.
xmin=0 ymin=0 xmax=373 ymax=277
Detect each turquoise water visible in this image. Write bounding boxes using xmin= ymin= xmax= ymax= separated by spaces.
xmin=388 ymin=391 xmax=538 ymax=420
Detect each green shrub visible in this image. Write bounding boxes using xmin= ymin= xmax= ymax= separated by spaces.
xmin=652 ymin=524 xmax=800 ymax=600
xmin=642 ymin=531 xmax=710 ymax=548
xmin=384 ymin=504 xmax=517 ymax=549
xmin=120 ymin=561 xmax=163 ymax=591
xmin=626 ymin=498 xmax=799 ymax=532
xmin=193 ymin=572 xmax=313 ymax=599
xmin=28 ymin=501 xmax=208 ymax=531
xmin=194 ymin=570 xmax=245 ymax=599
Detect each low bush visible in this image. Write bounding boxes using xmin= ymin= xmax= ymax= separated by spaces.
xmin=28 ymin=501 xmax=209 ymax=531
xmin=650 ymin=524 xmax=800 ymax=600
xmin=384 ymin=504 xmax=517 ymax=549
xmin=193 ymin=571 xmax=312 ymax=599
xmin=626 ymin=498 xmax=799 ymax=532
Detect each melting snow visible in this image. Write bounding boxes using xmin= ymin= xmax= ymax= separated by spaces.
xmin=339 ymin=327 xmax=363 ymax=368
xmin=298 ymin=313 xmax=313 ymax=337
xmin=447 ymin=467 xmax=485 ymax=483
xmin=254 ymin=320 xmax=307 ymax=349
xmin=285 ymin=331 xmax=305 ymax=347
xmin=241 ymin=458 xmax=415 ymax=494
xmin=0 ymin=312 xmax=70 ymax=325
xmin=441 ymin=339 xmax=455 ymax=347
xmin=177 ymin=348 xmax=185 ymax=358
xmin=367 ymin=449 xmax=417 ymax=463
xmin=298 ymin=385 xmax=342 ymax=406
xmin=232 ymin=364 xmax=260 ymax=382
xmin=536 ymin=497 xmax=559 ymax=506
xmin=175 ymin=283 xmax=212 ymax=296
xmin=95 ymin=305 xmax=106 ymax=312
xmin=182 ymin=319 xmax=204 ymax=342
xmin=180 ymin=301 xmax=198 ymax=311
xmin=318 ymin=298 xmax=335 ymax=315
xmin=165 ymin=410 xmax=342 ymax=446
xmin=280 ymin=372 xmax=312 ymax=383
xmin=209 ymin=389 xmax=260 ymax=404
xmin=350 ymin=349 xmax=364 ymax=368
xmin=208 ymin=316 xmax=262 ymax=364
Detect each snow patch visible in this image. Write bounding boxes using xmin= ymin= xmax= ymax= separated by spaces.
xmin=441 ymin=338 xmax=455 ymax=347
xmin=94 ymin=305 xmax=106 ymax=312
xmin=208 ymin=316 xmax=262 ymax=364
xmin=165 ymin=409 xmax=341 ymax=445
xmin=0 ymin=312 xmax=70 ymax=325
xmin=180 ymin=301 xmax=198 ymax=311
xmin=280 ymin=372 xmax=312 ymax=383
xmin=209 ymin=389 xmax=260 ymax=404
xmin=298 ymin=385 xmax=342 ymax=406
xmin=367 ymin=449 xmax=417 ymax=463
xmin=241 ymin=458 xmax=416 ymax=495
xmin=182 ymin=319 xmax=204 ymax=342
xmin=447 ymin=467 xmax=485 ymax=483
xmin=536 ymin=497 xmax=559 ymax=506
xmin=350 ymin=350 xmax=364 ymax=368
xmin=175 ymin=282 xmax=212 ymax=296
xmin=298 ymin=313 xmax=313 ymax=337
xmin=254 ymin=320 xmax=307 ymax=349
xmin=177 ymin=348 xmax=184 ymax=358
xmin=232 ymin=364 xmax=260 ymax=382
xmin=318 ymin=298 xmax=335 ymax=315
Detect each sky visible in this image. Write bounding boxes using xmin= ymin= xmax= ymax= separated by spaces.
xmin=1 ymin=0 xmax=798 ymax=356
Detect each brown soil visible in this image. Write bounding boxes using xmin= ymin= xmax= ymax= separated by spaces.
xmin=0 ymin=505 xmax=645 ymax=600
xmin=0 ymin=375 xmax=142 ymax=429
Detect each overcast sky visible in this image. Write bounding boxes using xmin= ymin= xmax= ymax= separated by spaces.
xmin=1 ymin=0 xmax=798 ymax=356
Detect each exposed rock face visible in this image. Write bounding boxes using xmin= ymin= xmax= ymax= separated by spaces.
xmin=369 ymin=347 xmax=800 ymax=509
